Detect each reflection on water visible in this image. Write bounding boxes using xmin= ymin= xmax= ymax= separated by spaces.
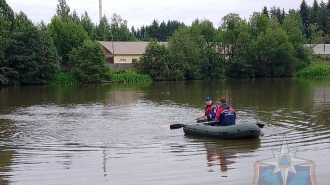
xmin=0 ymin=79 xmax=330 ymax=185
xmin=184 ymin=135 xmax=261 ymax=173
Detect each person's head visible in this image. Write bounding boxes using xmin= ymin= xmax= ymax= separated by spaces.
xmin=219 ymin=97 xmax=226 ymax=105
xmin=205 ymin=97 xmax=213 ymax=105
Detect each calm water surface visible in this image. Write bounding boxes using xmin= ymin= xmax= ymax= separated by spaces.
xmin=0 ymin=78 xmax=330 ymax=185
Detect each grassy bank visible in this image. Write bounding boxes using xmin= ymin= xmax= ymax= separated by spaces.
xmin=104 ymin=69 xmax=152 ymax=83
xmin=295 ymin=56 xmax=330 ymax=77
xmin=48 ymin=69 xmax=152 ymax=84
xmin=47 ymin=70 xmax=79 ymax=84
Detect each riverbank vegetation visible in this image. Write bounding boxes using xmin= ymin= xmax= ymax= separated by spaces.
xmin=295 ymin=56 xmax=330 ymax=77
xmin=2 ymin=0 xmax=330 ymax=86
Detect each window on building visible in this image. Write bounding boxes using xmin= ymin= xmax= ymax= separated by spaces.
xmin=119 ymin=59 xmax=126 ymax=63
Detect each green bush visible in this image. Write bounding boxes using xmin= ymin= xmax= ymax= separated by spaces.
xmin=294 ymin=65 xmax=330 ymax=77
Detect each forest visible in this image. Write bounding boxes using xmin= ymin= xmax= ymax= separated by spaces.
xmin=1 ymin=0 xmax=330 ymax=85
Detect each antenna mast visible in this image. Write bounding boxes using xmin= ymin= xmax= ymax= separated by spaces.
xmin=99 ymin=0 xmax=102 ymax=22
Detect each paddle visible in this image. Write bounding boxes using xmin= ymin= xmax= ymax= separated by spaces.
xmin=170 ymin=122 xmax=265 ymax=130
xmin=170 ymin=121 xmax=214 ymax=130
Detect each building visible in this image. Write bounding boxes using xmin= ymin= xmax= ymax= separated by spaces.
xmin=98 ymin=41 xmax=168 ymax=69
xmin=304 ymin=44 xmax=330 ymax=55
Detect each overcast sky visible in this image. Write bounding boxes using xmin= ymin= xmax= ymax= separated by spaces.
xmin=7 ymin=0 xmax=316 ymax=28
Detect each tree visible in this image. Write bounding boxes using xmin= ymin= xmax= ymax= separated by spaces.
xmin=226 ymin=21 xmax=253 ymax=78
xmin=94 ymin=16 xmax=112 ymax=41
xmin=36 ymin=21 xmax=60 ymax=81
xmin=249 ymin=12 xmax=271 ymax=39
xmin=318 ymin=1 xmax=329 ymax=34
xmin=47 ymin=16 xmax=89 ymax=65
xmin=262 ymin=6 xmax=269 ymax=18
xmin=282 ymin=14 xmax=310 ymax=71
xmin=309 ymin=23 xmax=327 ymax=44
xmin=109 ymin=13 xmax=136 ymax=41
xmin=134 ymin=41 xmax=173 ymax=80
xmin=4 ymin=12 xmax=59 ymax=84
xmin=0 ymin=0 xmax=14 ymax=60
xmin=0 ymin=0 xmax=14 ymax=21
xmin=252 ymin=27 xmax=295 ymax=77
xmin=300 ymin=0 xmax=310 ymax=37
xmin=168 ymin=27 xmax=203 ymax=80
xmin=192 ymin=19 xmax=216 ymax=44
xmin=1 ymin=0 xmax=14 ymax=84
xmin=149 ymin=19 xmax=159 ymax=39
xmin=71 ymin=10 xmax=80 ymax=24
xmin=269 ymin=6 xmax=284 ymax=23
xmin=310 ymin=0 xmax=320 ymax=25
xmin=158 ymin=21 xmax=167 ymax=41
xmin=69 ymin=40 xmax=108 ymax=82
xmin=220 ymin=13 xmax=245 ymax=60
xmin=80 ymin=11 xmax=95 ymax=37
xmin=56 ymin=0 xmax=71 ymax=22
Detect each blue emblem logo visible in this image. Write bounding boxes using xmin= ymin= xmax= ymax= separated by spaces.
xmin=253 ymin=135 xmax=316 ymax=185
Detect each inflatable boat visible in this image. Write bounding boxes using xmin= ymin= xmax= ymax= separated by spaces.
xmin=181 ymin=122 xmax=261 ymax=139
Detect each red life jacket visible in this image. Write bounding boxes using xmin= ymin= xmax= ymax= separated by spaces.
xmin=205 ymin=104 xmax=217 ymax=115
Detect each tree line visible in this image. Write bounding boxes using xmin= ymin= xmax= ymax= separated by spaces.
xmin=135 ymin=12 xmax=313 ymax=80
xmin=1 ymin=0 xmax=330 ymax=85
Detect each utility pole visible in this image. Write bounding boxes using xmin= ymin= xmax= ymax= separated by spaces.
xmin=99 ymin=0 xmax=102 ymax=22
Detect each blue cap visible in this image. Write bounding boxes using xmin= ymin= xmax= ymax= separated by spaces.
xmin=205 ymin=97 xmax=212 ymax=101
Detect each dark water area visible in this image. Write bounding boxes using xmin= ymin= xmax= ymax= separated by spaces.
xmin=0 ymin=78 xmax=329 ymax=185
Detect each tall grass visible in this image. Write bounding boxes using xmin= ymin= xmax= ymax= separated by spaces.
xmin=295 ymin=65 xmax=330 ymax=77
xmin=104 ymin=70 xmax=152 ymax=83
xmin=47 ymin=70 xmax=79 ymax=84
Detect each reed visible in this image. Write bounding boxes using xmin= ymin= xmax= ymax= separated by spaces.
xmin=104 ymin=70 xmax=152 ymax=83
xmin=295 ymin=65 xmax=330 ymax=77
xmin=47 ymin=70 xmax=79 ymax=84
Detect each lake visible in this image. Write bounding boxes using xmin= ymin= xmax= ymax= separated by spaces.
xmin=0 ymin=78 xmax=329 ymax=185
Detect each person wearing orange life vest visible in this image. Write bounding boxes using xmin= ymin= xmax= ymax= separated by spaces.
xmin=214 ymin=97 xmax=236 ymax=126
xmin=196 ymin=97 xmax=218 ymax=122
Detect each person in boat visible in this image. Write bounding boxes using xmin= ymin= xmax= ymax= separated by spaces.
xmin=196 ymin=97 xmax=218 ymax=122
xmin=214 ymin=97 xmax=236 ymax=126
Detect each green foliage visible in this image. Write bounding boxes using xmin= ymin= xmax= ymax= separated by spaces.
xmin=133 ymin=20 xmax=185 ymax=41
xmin=56 ymin=0 xmax=71 ymax=22
xmin=225 ymin=20 xmax=253 ymax=77
xmin=135 ymin=22 xmax=226 ymax=81
xmin=299 ymin=0 xmax=310 ymax=37
xmin=0 ymin=0 xmax=14 ymax=85
xmin=169 ymin=26 xmax=203 ymax=80
xmin=0 ymin=0 xmax=14 ymax=21
xmin=134 ymin=40 xmax=175 ymax=80
xmin=252 ymin=27 xmax=295 ymax=77
xmin=249 ymin=12 xmax=271 ymax=39
xmin=0 ymin=10 xmax=11 ymax=61
xmin=93 ymin=14 xmax=137 ymax=41
xmin=48 ymin=16 xmax=89 ymax=65
xmin=104 ymin=70 xmax=152 ymax=83
xmin=226 ymin=58 xmax=253 ymax=78
xmin=295 ymin=65 xmax=330 ymax=77
xmin=47 ymin=70 xmax=79 ymax=84
xmin=69 ymin=39 xmax=109 ymax=83
xmin=3 ymin=12 xmax=59 ymax=85
xmin=109 ymin=13 xmax=136 ymax=41
xmin=80 ymin=11 xmax=95 ymax=37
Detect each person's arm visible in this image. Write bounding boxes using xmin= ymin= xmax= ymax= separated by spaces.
xmin=196 ymin=113 xmax=206 ymax=120
xmin=207 ymin=107 xmax=217 ymax=120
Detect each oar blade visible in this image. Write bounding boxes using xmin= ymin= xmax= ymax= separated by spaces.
xmin=170 ymin=124 xmax=186 ymax=129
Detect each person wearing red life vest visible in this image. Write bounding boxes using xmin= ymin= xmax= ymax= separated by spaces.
xmin=214 ymin=97 xmax=236 ymax=126
xmin=196 ymin=97 xmax=218 ymax=122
